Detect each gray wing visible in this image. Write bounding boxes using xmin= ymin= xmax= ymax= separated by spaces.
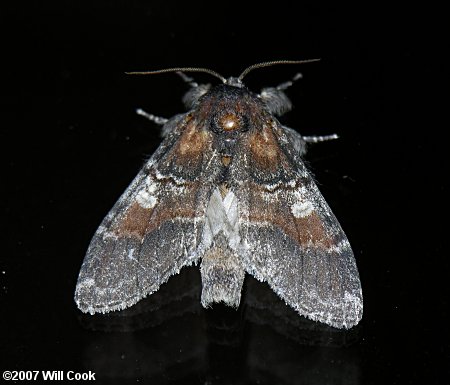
xmin=230 ymin=121 xmax=362 ymax=329
xmin=75 ymin=114 xmax=221 ymax=314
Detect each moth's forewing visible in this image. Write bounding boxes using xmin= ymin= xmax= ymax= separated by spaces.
xmin=232 ymin=122 xmax=362 ymax=329
xmin=75 ymin=114 xmax=221 ymax=314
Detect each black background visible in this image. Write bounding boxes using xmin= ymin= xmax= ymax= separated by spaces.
xmin=1 ymin=1 xmax=448 ymax=384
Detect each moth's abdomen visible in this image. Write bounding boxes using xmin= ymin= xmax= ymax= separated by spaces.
xmin=199 ymin=186 xmax=244 ymax=308
xmin=200 ymin=246 xmax=245 ymax=308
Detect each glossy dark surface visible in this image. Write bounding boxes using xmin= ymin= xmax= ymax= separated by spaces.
xmin=2 ymin=1 xmax=447 ymax=384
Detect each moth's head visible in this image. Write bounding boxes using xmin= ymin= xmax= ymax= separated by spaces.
xmin=127 ymin=60 xmax=320 ymax=116
xmin=181 ymin=76 xmax=245 ymax=111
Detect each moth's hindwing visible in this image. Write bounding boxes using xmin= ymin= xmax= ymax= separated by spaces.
xmin=75 ymin=114 xmax=220 ymax=314
xmin=231 ymin=122 xmax=363 ymax=329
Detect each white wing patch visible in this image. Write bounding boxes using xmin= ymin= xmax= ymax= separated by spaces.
xmin=291 ymin=200 xmax=314 ymax=218
xmin=290 ymin=187 xmax=314 ymax=218
xmin=127 ymin=248 xmax=135 ymax=260
xmin=135 ymin=179 xmax=158 ymax=209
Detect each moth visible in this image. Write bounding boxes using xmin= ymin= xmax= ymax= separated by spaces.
xmin=75 ymin=60 xmax=363 ymax=329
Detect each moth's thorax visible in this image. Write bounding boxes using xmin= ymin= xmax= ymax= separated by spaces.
xmin=218 ymin=112 xmax=243 ymax=132
xmin=198 ymin=85 xmax=266 ymax=139
xmin=190 ymin=84 xmax=274 ymax=167
xmin=196 ymin=84 xmax=268 ymax=132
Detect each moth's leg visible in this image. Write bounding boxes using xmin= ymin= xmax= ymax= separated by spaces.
xmin=137 ymin=110 xmax=185 ymax=138
xmin=136 ymin=72 xmax=202 ymax=123
xmin=177 ymin=71 xmax=200 ymax=89
xmin=136 ymin=108 xmax=168 ymax=126
xmin=302 ymin=134 xmax=339 ymax=143
xmin=282 ymin=125 xmax=339 ymax=156
xmin=273 ymin=72 xmax=303 ymax=91
xmin=259 ymin=73 xmax=303 ymax=116
xmin=179 ymin=72 xmax=211 ymax=108
xmin=260 ymin=72 xmax=303 ymax=95
xmin=282 ymin=125 xmax=307 ymax=155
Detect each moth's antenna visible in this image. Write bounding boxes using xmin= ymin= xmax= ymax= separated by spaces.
xmin=238 ymin=59 xmax=321 ymax=81
xmin=126 ymin=67 xmax=226 ymax=83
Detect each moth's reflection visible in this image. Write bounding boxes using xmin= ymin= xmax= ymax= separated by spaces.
xmin=78 ymin=267 xmax=361 ymax=384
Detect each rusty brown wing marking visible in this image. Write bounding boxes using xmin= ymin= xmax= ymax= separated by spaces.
xmin=232 ymin=122 xmax=363 ymax=329
xmin=75 ymin=114 xmax=221 ymax=314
